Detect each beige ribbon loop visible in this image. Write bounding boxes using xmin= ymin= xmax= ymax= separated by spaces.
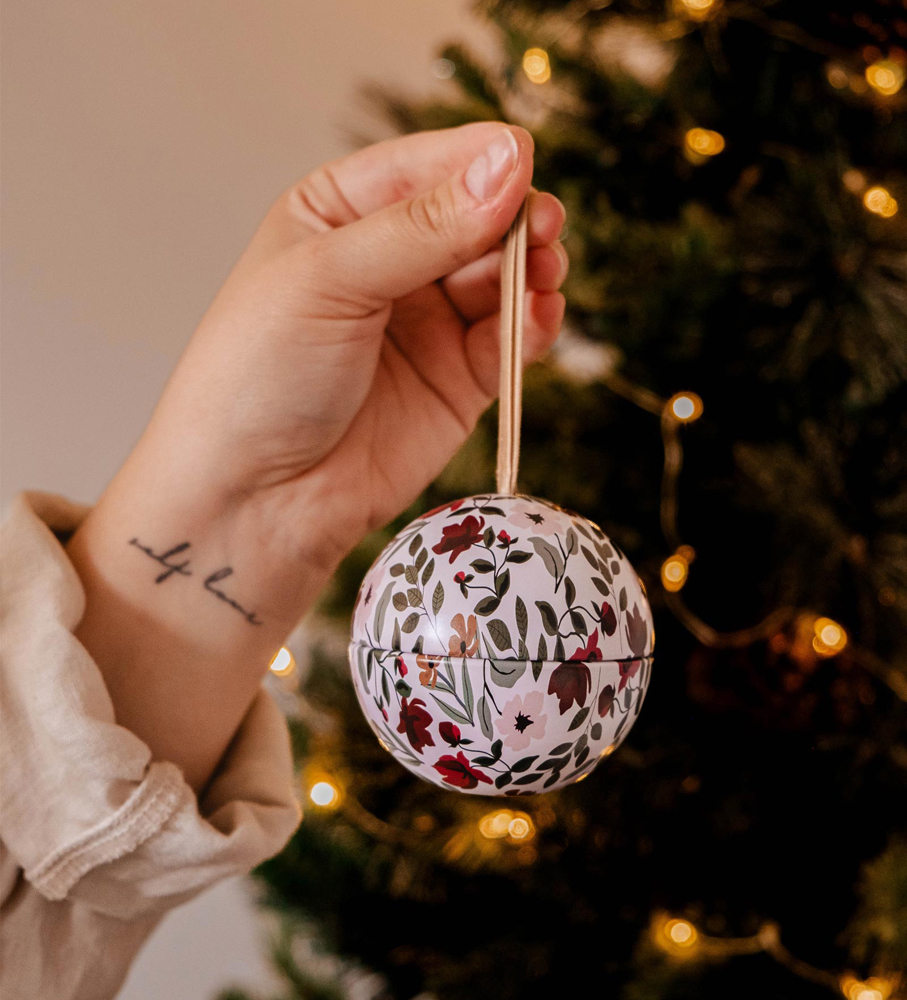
xmin=495 ymin=198 xmax=529 ymax=496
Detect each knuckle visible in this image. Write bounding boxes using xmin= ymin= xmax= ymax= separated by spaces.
xmin=406 ymin=189 xmax=472 ymax=271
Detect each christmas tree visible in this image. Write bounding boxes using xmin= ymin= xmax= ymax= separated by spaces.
xmin=223 ymin=2 xmax=907 ymax=997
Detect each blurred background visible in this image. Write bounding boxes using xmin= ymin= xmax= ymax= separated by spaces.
xmin=3 ymin=1 xmax=906 ymax=999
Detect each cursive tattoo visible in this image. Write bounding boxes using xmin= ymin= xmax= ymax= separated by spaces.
xmin=129 ymin=537 xmax=263 ymax=625
xmin=129 ymin=538 xmax=193 ymax=583
xmin=204 ymin=567 xmax=263 ymax=626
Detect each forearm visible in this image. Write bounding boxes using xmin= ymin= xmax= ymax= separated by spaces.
xmin=65 ymin=433 xmax=340 ymax=792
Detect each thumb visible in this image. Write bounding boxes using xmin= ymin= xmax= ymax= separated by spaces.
xmin=300 ymin=125 xmax=534 ymax=307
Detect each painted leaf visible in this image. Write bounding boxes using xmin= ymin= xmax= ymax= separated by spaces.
xmin=529 ymin=536 xmax=565 ymax=579
xmin=409 ymin=533 xmax=423 ymax=556
xmin=470 ymin=559 xmax=494 ymax=574
xmin=421 ymin=557 xmax=435 ymax=586
xmin=490 ymin=658 xmax=526 ymax=688
xmin=461 ymin=658 xmax=474 ymax=718
xmin=536 ymin=601 xmax=558 ymax=636
xmin=390 ymin=563 xmax=405 ymax=577
xmin=565 ymin=576 xmax=576 ymax=607
xmin=487 ymin=619 xmax=513 ymax=651
xmin=515 ymin=596 xmax=528 ymax=640
xmin=407 ymin=588 xmax=421 ymax=607
xmin=395 ymin=679 xmax=412 ymax=698
xmin=568 ymin=706 xmax=591 ymax=731
xmin=570 ymin=609 xmax=588 ymax=636
xmin=415 ymin=548 xmax=427 ymax=571
xmin=430 ymin=694 xmax=471 ymax=726
xmin=495 ymin=569 xmax=511 ymax=598
xmin=512 ymin=755 xmax=538 ymax=773
xmin=432 ymin=581 xmax=445 ymax=615
xmin=405 ymin=566 xmax=418 ymax=584
xmin=506 ymin=550 xmax=532 ymax=563
xmin=477 ymin=696 xmax=493 ymax=739
xmin=392 ymin=618 xmax=401 ymax=651
xmin=619 ymin=586 xmax=628 ymax=611
xmin=581 ymin=545 xmax=598 ymax=569
xmin=495 ymin=772 xmax=512 ymax=789
xmin=401 ymin=612 xmax=420 ymax=633
xmin=474 ymin=595 xmax=501 ymax=617
xmin=566 ymin=527 xmax=577 ymax=555
xmin=374 ymin=582 xmax=394 ymax=641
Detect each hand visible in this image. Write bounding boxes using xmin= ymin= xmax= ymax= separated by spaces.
xmin=66 ymin=122 xmax=567 ymax=788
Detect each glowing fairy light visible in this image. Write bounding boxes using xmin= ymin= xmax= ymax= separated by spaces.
xmin=507 ymin=813 xmax=535 ymax=841
xmin=522 ymin=48 xmax=551 ymax=84
xmin=865 ymin=59 xmax=905 ymax=96
xmin=684 ymin=128 xmax=725 ymax=158
xmin=864 ymin=186 xmax=898 ymax=218
xmin=268 ymin=646 xmax=296 ymax=676
xmin=668 ymin=391 xmax=704 ymax=422
xmin=677 ymin=0 xmax=719 ymax=18
xmin=661 ymin=553 xmax=690 ymax=593
xmin=655 ymin=915 xmax=700 ymax=955
xmin=842 ymin=169 xmax=867 ymax=193
xmin=840 ymin=975 xmax=894 ymax=1000
xmin=812 ymin=617 xmax=848 ymax=657
xmin=309 ymin=780 xmax=340 ymax=808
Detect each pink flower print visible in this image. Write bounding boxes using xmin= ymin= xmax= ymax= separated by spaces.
xmin=494 ymin=691 xmax=548 ymax=752
xmin=506 ymin=501 xmax=561 ymax=537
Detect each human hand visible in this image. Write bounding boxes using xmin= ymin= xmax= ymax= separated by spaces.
xmin=66 ymin=122 xmax=566 ymax=787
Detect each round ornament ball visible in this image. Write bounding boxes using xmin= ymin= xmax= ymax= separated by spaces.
xmin=349 ymin=493 xmax=654 ymax=796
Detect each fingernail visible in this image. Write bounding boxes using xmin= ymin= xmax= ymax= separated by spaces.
xmin=464 ymin=129 xmax=519 ymax=202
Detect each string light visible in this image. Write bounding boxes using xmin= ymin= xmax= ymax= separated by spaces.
xmin=268 ymin=646 xmax=296 ymax=676
xmin=508 ymin=812 xmax=535 ymax=841
xmin=812 ymin=616 xmax=848 ymax=657
xmin=661 ymin=552 xmax=690 ymax=592
xmin=479 ymin=809 xmax=535 ymax=842
xmin=309 ymin=780 xmax=340 ymax=808
xmin=522 ymin=48 xmax=551 ymax=84
xmin=864 ymin=186 xmax=899 ymax=218
xmin=684 ymin=128 xmax=725 ymax=160
xmin=667 ymin=391 xmax=704 ymax=422
xmin=865 ymin=59 xmax=905 ymax=96
xmin=654 ymin=914 xmax=700 ymax=956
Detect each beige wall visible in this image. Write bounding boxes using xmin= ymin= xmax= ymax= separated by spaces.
xmin=1 ymin=2 xmax=492 ymax=996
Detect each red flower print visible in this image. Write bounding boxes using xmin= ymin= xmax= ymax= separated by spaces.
xmin=397 ymin=697 xmax=435 ymax=754
xmin=568 ymin=629 xmax=603 ymax=663
xmin=625 ymin=603 xmax=649 ymax=657
xmin=618 ymin=659 xmax=640 ymax=692
xmin=454 ymin=571 xmax=466 ymax=585
xmin=431 ymin=515 xmax=485 ymax=563
xmin=548 ymin=662 xmax=592 ymax=715
xmin=600 ymin=601 xmax=617 ymax=637
xmin=432 ymin=752 xmax=493 ymax=789
xmin=424 ymin=498 xmax=465 ymax=518
xmin=395 ymin=656 xmax=408 ymax=677
xmin=597 ymin=684 xmax=615 ymax=717
xmin=497 ymin=529 xmax=511 ymax=544
xmin=439 ymin=721 xmax=463 ymax=747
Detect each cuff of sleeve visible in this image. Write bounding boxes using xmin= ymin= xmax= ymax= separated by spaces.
xmin=1 ymin=490 xmax=301 ymax=917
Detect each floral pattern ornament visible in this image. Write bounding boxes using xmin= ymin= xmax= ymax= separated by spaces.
xmin=350 ymin=493 xmax=654 ymax=795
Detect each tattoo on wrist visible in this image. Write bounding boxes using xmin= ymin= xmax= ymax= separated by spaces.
xmin=129 ymin=537 xmax=263 ymax=626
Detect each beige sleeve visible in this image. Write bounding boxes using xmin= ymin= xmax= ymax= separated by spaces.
xmin=0 ymin=491 xmax=302 ymax=1000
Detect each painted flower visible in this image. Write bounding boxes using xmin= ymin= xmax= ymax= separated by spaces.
xmin=506 ymin=501 xmax=560 ymax=537
xmin=439 ymin=721 xmax=463 ymax=747
xmin=569 ymin=630 xmax=603 ymax=663
xmin=597 ymin=683 xmax=615 ymax=717
xmin=625 ymin=603 xmax=649 ymax=657
xmin=432 ymin=514 xmax=486 ymax=564
xmin=548 ymin=662 xmax=592 ymax=715
xmin=394 ymin=656 xmax=408 ymax=677
xmin=417 ymin=652 xmax=440 ymax=688
xmin=599 ymin=601 xmax=617 ymax=637
xmin=494 ymin=691 xmax=548 ymax=752
xmin=497 ymin=529 xmax=511 ymax=545
xmin=448 ymin=613 xmax=479 ymax=658
xmin=454 ymin=571 xmax=466 ymax=585
xmin=547 ymin=630 xmax=601 ymax=715
xmin=432 ymin=752 xmax=493 ymax=789
xmin=424 ymin=498 xmax=465 ymax=518
xmin=618 ymin=659 xmax=641 ymax=692
xmin=397 ymin=697 xmax=435 ymax=754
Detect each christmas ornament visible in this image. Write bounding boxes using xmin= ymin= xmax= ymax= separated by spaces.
xmin=349 ymin=202 xmax=654 ymax=795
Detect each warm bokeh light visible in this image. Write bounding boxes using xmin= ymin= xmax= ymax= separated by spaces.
xmin=842 ymin=169 xmax=867 ymax=193
xmin=309 ymin=780 xmax=339 ymax=807
xmin=840 ymin=974 xmax=893 ymax=1000
xmin=826 ymin=64 xmax=850 ymax=89
xmin=676 ymin=0 xmax=719 ymax=19
xmin=667 ymin=919 xmax=697 ymax=945
xmin=661 ymin=554 xmax=689 ymax=593
xmin=268 ymin=646 xmax=296 ymax=676
xmin=812 ymin=616 xmax=848 ymax=657
xmin=685 ymin=127 xmax=725 ymax=158
xmin=479 ymin=809 xmax=513 ymax=839
xmin=655 ymin=915 xmax=700 ymax=955
xmin=508 ymin=813 xmax=535 ymax=841
xmin=865 ymin=59 xmax=905 ymax=96
xmin=668 ymin=391 xmax=704 ymax=422
xmin=522 ymin=48 xmax=551 ymax=84
xmin=864 ymin=186 xmax=899 ymax=218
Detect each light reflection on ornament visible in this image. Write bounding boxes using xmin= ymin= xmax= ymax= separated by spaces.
xmin=522 ymin=48 xmax=551 ymax=84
